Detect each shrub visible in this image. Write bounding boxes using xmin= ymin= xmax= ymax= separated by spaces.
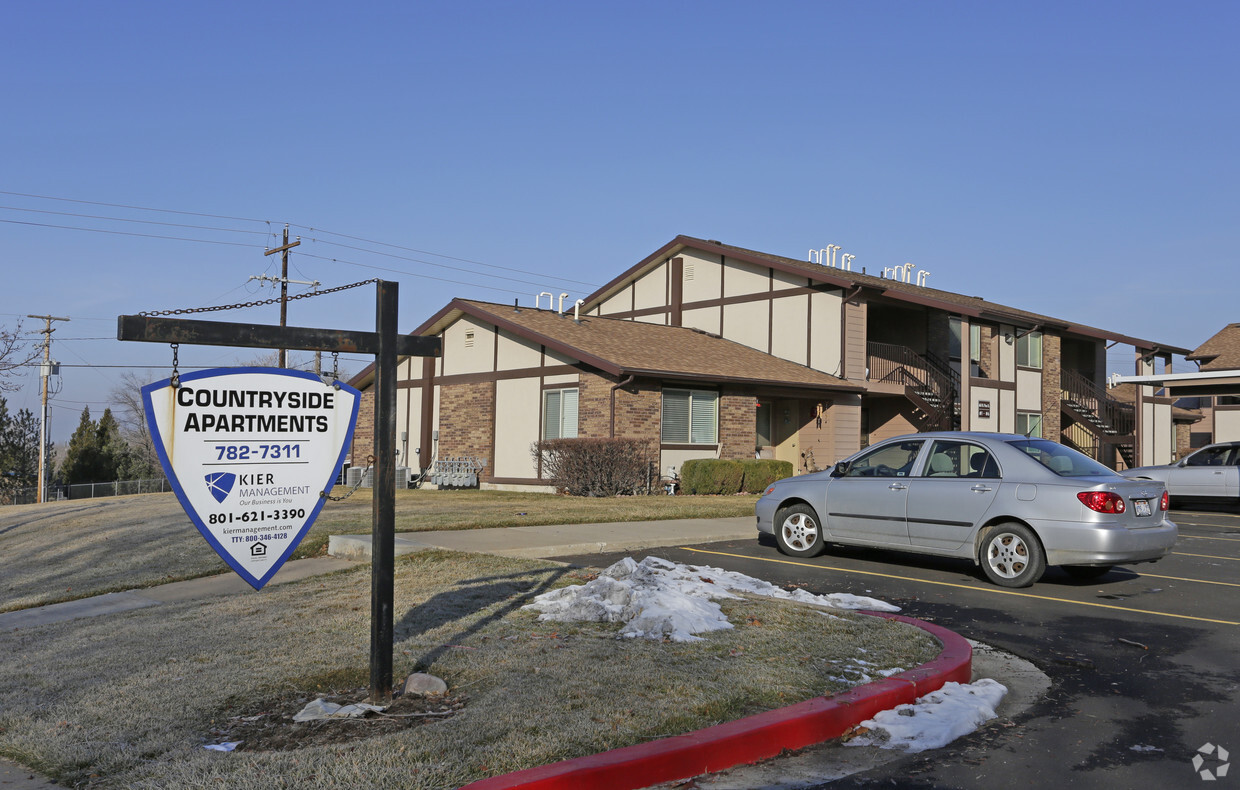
xmin=532 ymin=438 xmax=655 ymax=497
xmin=739 ymin=459 xmax=795 ymax=493
xmin=680 ymin=459 xmax=745 ymax=495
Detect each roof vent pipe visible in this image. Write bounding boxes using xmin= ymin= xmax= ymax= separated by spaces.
xmin=514 ymin=298 xmax=520 ymax=312
xmin=916 ymin=270 xmax=931 ymax=287
xmin=558 ymin=292 xmax=570 ymax=316
xmin=573 ymin=299 xmax=584 ymax=323
xmin=536 ymin=291 xmax=552 ymax=310
xmin=808 ymin=249 xmax=820 ymax=264
xmin=829 ymin=245 xmax=841 ymax=268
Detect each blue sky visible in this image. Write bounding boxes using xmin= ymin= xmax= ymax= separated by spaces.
xmin=2 ymin=1 xmax=1236 ymax=443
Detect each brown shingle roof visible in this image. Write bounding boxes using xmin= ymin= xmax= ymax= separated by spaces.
xmin=1186 ymin=324 xmax=1240 ymax=371
xmin=428 ymin=299 xmax=860 ymax=392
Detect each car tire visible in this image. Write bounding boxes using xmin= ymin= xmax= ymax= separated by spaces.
xmin=979 ymin=522 xmax=1046 ymax=588
xmin=774 ymin=503 xmax=826 ymax=558
xmin=1062 ymin=565 xmax=1113 ymax=580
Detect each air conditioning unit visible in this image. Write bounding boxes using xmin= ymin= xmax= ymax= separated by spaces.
xmin=396 ymin=466 xmax=410 ymax=489
xmin=346 ymin=466 xmax=364 ymax=488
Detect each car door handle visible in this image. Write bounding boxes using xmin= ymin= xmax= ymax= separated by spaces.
xmin=888 ymin=483 xmax=908 ymax=491
xmin=970 ymin=485 xmax=993 ymax=493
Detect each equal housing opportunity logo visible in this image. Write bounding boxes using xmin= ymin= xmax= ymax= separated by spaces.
xmin=1193 ymin=743 xmax=1230 ymax=781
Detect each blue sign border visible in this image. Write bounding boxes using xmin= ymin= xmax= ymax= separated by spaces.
xmin=142 ymin=367 xmax=361 ymax=590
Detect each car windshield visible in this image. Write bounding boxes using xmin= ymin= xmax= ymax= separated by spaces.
xmin=1006 ymin=439 xmax=1118 ymax=478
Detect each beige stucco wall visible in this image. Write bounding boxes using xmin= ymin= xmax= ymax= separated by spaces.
xmin=1016 ymin=369 xmax=1042 ymax=412
xmin=723 ymin=258 xmax=769 ymax=297
xmin=997 ymin=326 xmax=1016 ymax=381
xmin=494 ymin=378 xmax=541 ymax=478
xmin=633 ymin=262 xmax=668 ymax=310
xmin=773 ymin=269 xmax=809 ymax=291
xmin=999 ymin=389 xmax=1016 ymax=433
xmin=442 ymin=318 xmax=496 ymax=376
xmin=598 ymin=289 xmax=631 ymax=315
xmin=971 ymin=386 xmax=1000 ymax=433
xmin=680 ymin=250 xmax=721 ymax=303
xmin=496 ymin=329 xmax=542 ymax=370
xmin=634 ymin=313 xmax=667 ymax=325
xmin=770 ymin=293 xmax=808 ymax=365
xmin=809 ymin=290 xmax=842 ymax=376
xmin=683 ymin=306 xmax=721 ymax=335
xmin=1215 ymin=409 xmax=1240 ymax=442
xmin=661 ymin=447 xmax=719 ymax=478
xmin=723 ymin=299 xmax=770 ymax=353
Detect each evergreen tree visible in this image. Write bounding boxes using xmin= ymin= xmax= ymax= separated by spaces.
xmin=60 ymin=407 xmax=101 ymax=485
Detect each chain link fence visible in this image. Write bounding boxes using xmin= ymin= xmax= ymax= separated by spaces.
xmin=1 ymin=477 xmax=173 ymax=506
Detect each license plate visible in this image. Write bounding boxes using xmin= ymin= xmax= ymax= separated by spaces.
xmin=1134 ymin=499 xmax=1152 ymax=517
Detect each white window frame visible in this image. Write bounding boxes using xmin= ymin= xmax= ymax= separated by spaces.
xmin=542 ymin=388 xmax=579 ymax=440
xmin=661 ymin=388 xmax=719 ymax=445
xmin=1015 ymin=411 xmax=1043 ymax=438
xmin=1016 ymin=330 xmax=1043 ymax=369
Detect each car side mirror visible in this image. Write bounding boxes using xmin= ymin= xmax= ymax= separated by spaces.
xmin=831 ymin=461 xmax=850 ymax=477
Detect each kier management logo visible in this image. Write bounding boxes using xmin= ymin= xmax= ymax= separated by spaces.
xmin=1193 ymin=743 xmax=1230 ymax=781
xmin=205 ymin=472 xmax=237 ymax=504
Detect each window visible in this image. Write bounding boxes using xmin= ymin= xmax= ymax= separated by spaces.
xmin=1015 ymin=412 xmax=1043 ymax=438
xmin=542 ymin=388 xmax=578 ymax=440
xmin=1008 ymin=439 xmax=1115 ymax=478
xmin=1185 ymin=445 xmax=1232 ymax=467
xmin=840 ymin=440 xmax=925 ymax=478
xmin=922 ymin=440 xmax=1000 ymax=478
xmin=661 ymin=389 xmax=718 ymax=444
xmin=1016 ymin=330 xmax=1042 ymax=369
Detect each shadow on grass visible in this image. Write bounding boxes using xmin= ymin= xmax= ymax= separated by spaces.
xmin=396 ymin=566 xmax=572 ymax=671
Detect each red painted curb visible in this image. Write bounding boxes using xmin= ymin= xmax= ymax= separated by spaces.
xmin=460 ymin=610 xmax=972 ymax=790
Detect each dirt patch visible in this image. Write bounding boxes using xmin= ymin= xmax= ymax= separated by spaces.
xmin=209 ymin=686 xmax=468 ymax=751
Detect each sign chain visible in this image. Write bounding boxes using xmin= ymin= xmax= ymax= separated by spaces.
xmin=322 ymin=454 xmax=375 ymax=501
xmin=138 ymin=279 xmax=380 ymax=317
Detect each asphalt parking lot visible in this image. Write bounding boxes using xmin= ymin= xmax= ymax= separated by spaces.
xmin=557 ymin=506 xmax=1240 ymax=789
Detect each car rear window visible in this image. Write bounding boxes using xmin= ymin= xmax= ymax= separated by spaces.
xmin=1006 ymin=439 xmax=1118 ymax=478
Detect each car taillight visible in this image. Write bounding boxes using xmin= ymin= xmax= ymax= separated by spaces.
xmin=1078 ymin=491 xmax=1127 ymax=513
xmin=1161 ymin=490 xmax=1169 ymax=511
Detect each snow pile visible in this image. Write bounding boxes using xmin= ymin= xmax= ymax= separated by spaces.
xmin=845 ymin=678 xmax=1008 ymax=752
xmin=522 ymin=556 xmax=898 ymax=642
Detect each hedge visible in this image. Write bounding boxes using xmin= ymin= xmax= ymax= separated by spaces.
xmin=679 ymin=458 xmax=794 ymax=495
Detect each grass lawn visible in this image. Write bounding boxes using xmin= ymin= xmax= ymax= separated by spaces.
xmin=0 ymin=490 xmax=758 ymax=613
xmin=0 ymin=550 xmax=941 ymax=789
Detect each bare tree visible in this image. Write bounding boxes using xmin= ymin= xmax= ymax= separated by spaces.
xmin=0 ymin=321 xmax=39 ymax=392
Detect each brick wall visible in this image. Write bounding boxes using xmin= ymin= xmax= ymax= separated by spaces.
xmin=438 ymin=381 xmax=497 ymax=479
xmin=1040 ymin=332 xmax=1062 ymax=440
xmin=349 ymin=388 xmax=375 ymax=466
xmin=719 ymin=388 xmax=757 ymax=460
xmin=977 ymin=324 xmax=995 ymax=379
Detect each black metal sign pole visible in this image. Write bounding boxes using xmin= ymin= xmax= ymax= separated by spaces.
xmin=371 ymin=280 xmax=398 ymax=702
xmin=117 ymin=280 xmax=437 ymax=704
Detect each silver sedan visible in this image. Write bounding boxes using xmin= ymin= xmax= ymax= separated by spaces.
xmin=1125 ymin=441 xmax=1240 ymax=510
xmin=756 ymin=432 xmax=1177 ymax=588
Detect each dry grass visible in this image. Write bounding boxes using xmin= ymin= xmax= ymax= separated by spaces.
xmin=0 ymin=490 xmax=757 ymax=613
xmin=0 ymin=551 xmax=941 ymax=789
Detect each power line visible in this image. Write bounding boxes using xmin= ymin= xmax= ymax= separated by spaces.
xmin=0 ymin=218 xmax=267 ymax=248
xmin=0 ymin=190 xmax=269 ymax=224
xmin=0 ymin=204 xmax=271 ymax=237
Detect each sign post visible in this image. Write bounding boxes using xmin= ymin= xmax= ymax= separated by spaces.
xmin=118 ymin=280 xmax=439 ymax=702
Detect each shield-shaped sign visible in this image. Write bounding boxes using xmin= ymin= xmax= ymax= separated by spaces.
xmin=143 ymin=367 xmax=361 ymax=590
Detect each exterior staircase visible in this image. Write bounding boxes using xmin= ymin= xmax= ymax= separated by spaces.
xmin=868 ymin=342 xmax=961 ymax=431
xmin=1060 ymin=369 xmax=1136 ymax=468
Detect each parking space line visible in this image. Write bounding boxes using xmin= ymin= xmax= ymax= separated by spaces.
xmin=680 ymin=547 xmax=1240 ymax=627
xmin=1173 ymin=551 xmax=1240 ymax=561
xmin=1177 ymin=534 xmax=1240 ymax=543
xmin=1137 ymin=572 xmax=1240 ymax=587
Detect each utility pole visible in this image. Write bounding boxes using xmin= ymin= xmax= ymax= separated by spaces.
xmin=263 ymin=225 xmax=300 ymax=368
xmin=26 ymin=314 xmax=69 ymax=504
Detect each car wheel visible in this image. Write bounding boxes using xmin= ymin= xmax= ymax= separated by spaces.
xmin=1062 ymin=565 xmax=1113 ymax=580
xmin=979 ymin=523 xmax=1045 ymax=588
xmin=775 ymin=503 xmax=826 ymax=558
